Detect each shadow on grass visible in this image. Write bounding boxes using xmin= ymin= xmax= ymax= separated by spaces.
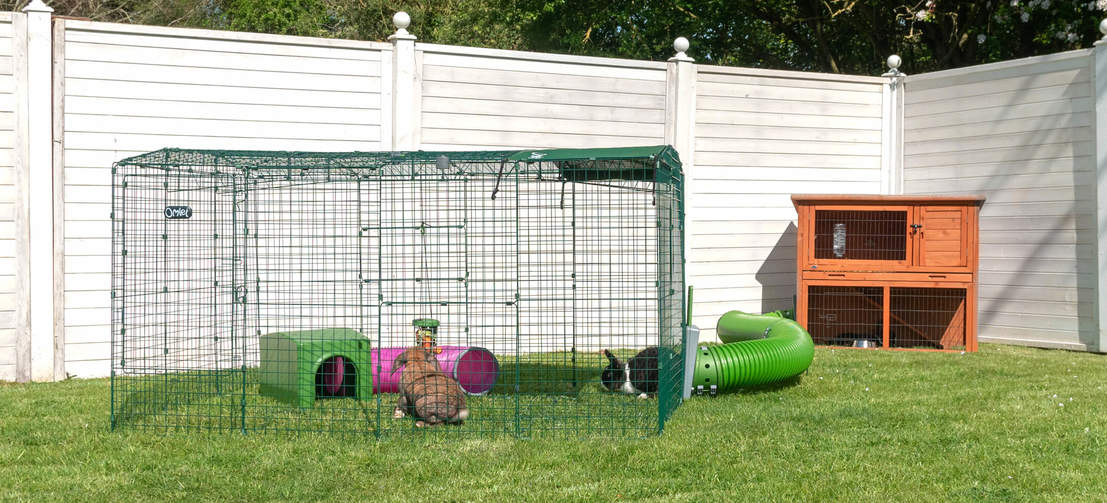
xmin=487 ymin=354 xmax=601 ymax=396
xmin=111 ymin=354 xmax=661 ymax=438
xmin=729 ymin=374 xmax=805 ymax=395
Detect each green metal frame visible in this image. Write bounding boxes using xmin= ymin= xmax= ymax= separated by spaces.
xmin=110 ymin=146 xmax=685 ymax=438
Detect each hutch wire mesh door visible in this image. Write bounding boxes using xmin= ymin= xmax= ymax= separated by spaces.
xmin=110 ymin=147 xmax=685 ymax=438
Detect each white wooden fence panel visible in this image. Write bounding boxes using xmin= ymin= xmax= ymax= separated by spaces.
xmin=61 ymin=20 xmax=386 ymax=377
xmin=691 ymin=67 xmax=884 ymax=338
xmin=903 ymin=49 xmax=1097 ymax=351
xmin=419 ymin=47 xmax=666 ymax=151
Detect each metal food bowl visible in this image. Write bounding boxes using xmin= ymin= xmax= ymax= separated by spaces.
xmin=852 ymin=339 xmax=880 ymax=349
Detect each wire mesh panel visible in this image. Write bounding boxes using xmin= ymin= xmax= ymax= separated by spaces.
xmin=813 ymin=210 xmax=908 ymax=261
xmin=889 ymin=287 xmax=967 ymax=349
xmin=806 ymin=286 xmax=884 ymax=347
xmin=111 ymin=147 xmax=685 ymax=438
xmin=110 ymin=166 xmax=244 ymax=431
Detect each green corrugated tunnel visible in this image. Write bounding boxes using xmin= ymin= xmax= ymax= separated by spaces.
xmin=691 ymin=310 xmax=814 ymax=394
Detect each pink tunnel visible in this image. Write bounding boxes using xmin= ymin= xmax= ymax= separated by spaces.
xmin=372 ymin=346 xmax=500 ymax=396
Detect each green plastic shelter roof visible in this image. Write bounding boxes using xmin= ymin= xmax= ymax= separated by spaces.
xmin=509 ymin=145 xmax=681 ymax=183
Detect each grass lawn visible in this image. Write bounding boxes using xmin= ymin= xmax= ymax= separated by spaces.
xmin=105 ymin=351 xmax=665 ymax=438
xmin=2 ymin=344 xmax=1104 ymax=502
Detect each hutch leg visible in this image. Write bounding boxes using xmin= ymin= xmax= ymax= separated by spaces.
xmin=882 ymin=285 xmax=891 ymax=348
xmin=966 ymin=282 xmax=978 ymax=352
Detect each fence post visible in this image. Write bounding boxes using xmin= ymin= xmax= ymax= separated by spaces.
xmin=389 ymin=12 xmax=420 ymax=150
xmin=51 ymin=15 xmax=66 ymax=379
xmin=11 ymin=10 xmax=28 ymax=382
xmin=665 ymin=37 xmax=696 ymax=326
xmin=14 ymin=0 xmax=58 ymax=382
xmin=665 ymin=37 xmax=696 ymax=170
xmin=881 ymin=55 xmax=905 ymax=195
xmin=1093 ymin=21 xmax=1107 ymax=352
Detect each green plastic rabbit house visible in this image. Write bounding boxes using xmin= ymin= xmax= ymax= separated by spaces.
xmin=259 ymin=328 xmax=372 ymax=408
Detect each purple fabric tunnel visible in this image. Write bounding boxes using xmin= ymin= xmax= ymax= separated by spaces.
xmin=372 ymin=346 xmax=499 ymax=396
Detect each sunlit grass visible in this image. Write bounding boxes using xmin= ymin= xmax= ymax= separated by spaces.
xmin=2 ymin=344 xmax=1104 ymax=501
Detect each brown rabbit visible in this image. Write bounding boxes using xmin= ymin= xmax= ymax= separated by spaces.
xmin=389 ymin=347 xmax=469 ymax=427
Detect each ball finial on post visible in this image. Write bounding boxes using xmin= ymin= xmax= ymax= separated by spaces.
xmin=887 ymin=54 xmax=902 ymax=71
xmin=393 ymin=11 xmax=411 ymax=35
xmin=22 ymin=0 xmax=53 ymax=12
xmin=671 ymin=37 xmax=692 ymax=61
xmin=882 ymin=54 xmax=905 ymax=88
xmin=674 ymin=37 xmax=690 ymax=54
xmin=1099 ymin=18 xmax=1107 ymax=39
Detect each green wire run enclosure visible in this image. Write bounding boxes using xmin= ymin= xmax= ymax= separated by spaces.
xmin=110 ymin=146 xmax=685 ymax=438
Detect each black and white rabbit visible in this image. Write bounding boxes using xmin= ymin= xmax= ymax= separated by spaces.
xmin=601 ymin=347 xmax=658 ymax=399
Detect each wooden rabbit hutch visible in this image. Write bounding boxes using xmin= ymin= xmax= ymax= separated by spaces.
xmin=792 ymin=195 xmax=985 ymax=351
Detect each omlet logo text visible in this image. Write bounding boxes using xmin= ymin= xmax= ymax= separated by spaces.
xmin=164 ymin=206 xmax=193 ymax=219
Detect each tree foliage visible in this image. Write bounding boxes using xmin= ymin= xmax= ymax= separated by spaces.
xmin=524 ymin=0 xmax=1107 ymax=74
xmin=7 ymin=0 xmax=1107 ymax=73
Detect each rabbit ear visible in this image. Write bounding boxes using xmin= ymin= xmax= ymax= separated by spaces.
xmin=602 ymin=349 xmax=619 ymax=366
xmin=389 ymin=352 xmax=408 ymax=374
